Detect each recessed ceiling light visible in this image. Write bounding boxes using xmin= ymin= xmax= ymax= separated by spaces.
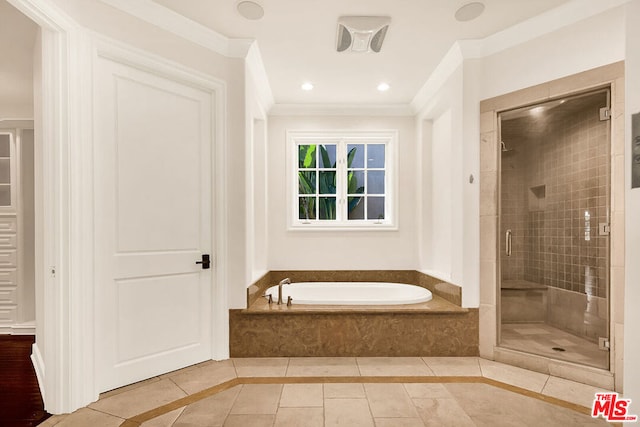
xmin=455 ymin=2 xmax=485 ymax=22
xmin=237 ymin=1 xmax=264 ymax=20
xmin=377 ymin=82 xmax=390 ymax=92
xmin=301 ymin=82 xmax=314 ymax=91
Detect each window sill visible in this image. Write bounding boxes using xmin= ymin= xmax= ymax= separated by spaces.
xmin=288 ymin=222 xmax=398 ymax=232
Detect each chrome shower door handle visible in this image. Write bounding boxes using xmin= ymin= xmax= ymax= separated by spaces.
xmin=506 ymin=229 xmax=512 ymax=257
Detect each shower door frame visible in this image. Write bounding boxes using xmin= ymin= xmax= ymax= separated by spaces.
xmin=495 ymin=87 xmax=612 ymax=369
xmin=478 ymin=62 xmax=625 ymax=391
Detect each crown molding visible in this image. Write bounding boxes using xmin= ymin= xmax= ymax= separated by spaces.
xmin=269 ymin=103 xmax=415 ymax=117
xmin=411 ymin=0 xmax=632 ymax=114
xmin=99 ymin=0 xmax=253 ymax=58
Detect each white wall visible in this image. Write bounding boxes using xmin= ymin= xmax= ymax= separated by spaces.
xmin=244 ymin=54 xmax=270 ymax=288
xmin=478 ymin=6 xmax=625 ymax=100
xmin=0 ymin=0 xmax=37 ymax=118
xmin=48 ymin=0 xmax=248 ymax=309
xmin=429 ymin=109 xmax=453 ymax=277
xmin=267 ymin=115 xmax=418 ymax=270
xmin=624 ymin=0 xmax=640 ymax=403
xmin=417 ymin=6 xmax=628 ymax=308
xmin=418 ymin=64 xmax=471 ymax=304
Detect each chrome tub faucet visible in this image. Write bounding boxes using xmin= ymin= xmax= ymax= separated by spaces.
xmin=278 ymin=278 xmax=291 ymax=305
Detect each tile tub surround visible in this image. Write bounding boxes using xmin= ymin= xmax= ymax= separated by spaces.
xmin=247 ymin=270 xmax=463 ymax=307
xmin=42 ymin=358 xmax=613 ymax=427
xmin=229 ymin=309 xmax=478 ymax=358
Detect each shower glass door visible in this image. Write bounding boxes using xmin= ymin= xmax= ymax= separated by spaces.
xmin=498 ymin=89 xmax=611 ymax=370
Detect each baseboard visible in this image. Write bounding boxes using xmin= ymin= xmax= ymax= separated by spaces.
xmin=0 ymin=322 xmax=36 ymax=335
xmin=31 ymin=342 xmax=46 ymax=405
xmin=493 ymin=346 xmax=615 ymax=390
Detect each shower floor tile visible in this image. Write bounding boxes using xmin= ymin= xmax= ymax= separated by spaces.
xmin=501 ymin=323 xmax=608 ymax=369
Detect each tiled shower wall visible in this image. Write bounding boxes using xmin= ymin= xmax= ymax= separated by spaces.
xmin=500 ymin=96 xmax=610 ymax=298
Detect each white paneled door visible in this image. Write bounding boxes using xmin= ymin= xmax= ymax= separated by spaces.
xmin=94 ymin=54 xmax=214 ymax=392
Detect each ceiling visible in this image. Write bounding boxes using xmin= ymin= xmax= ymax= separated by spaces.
xmin=152 ymin=0 xmax=571 ymax=106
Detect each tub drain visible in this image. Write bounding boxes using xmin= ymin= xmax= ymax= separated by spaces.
xmin=552 ymin=347 xmax=566 ymax=352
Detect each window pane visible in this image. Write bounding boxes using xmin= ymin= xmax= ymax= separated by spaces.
xmin=298 ymin=144 xmax=316 ymax=168
xmin=319 ymin=171 xmax=336 ymax=194
xmin=368 ymin=197 xmax=385 ymax=220
xmin=298 ymin=171 xmax=316 ymax=194
xmin=0 ymin=135 xmax=9 ymax=157
xmin=319 ymin=144 xmax=336 ymax=168
xmin=347 ymin=171 xmax=365 ymax=194
xmin=347 ymin=144 xmax=364 ymax=168
xmin=367 ymin=144 xmax=385 ymax=168
xmin=0 ymin=186 xmax=10 ymax=206
xmin=0 ymin=159 xmax=9 ymax=184
xmin=348 ymin=197 xmax=364 ymax=219
xmin=299 ymin=197 xmax=316 ymax=220
xmin=319 ymin=197 xmax=336 ymax=220
xmin=367 ymin=171 xmax=385 ymax=194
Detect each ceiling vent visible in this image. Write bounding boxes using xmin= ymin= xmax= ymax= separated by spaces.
xmin=336 ymin=16 xmax=391 ymax=53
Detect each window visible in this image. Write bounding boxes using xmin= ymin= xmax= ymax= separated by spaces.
xmin=289 ymin=131 xmax=396 ymax=229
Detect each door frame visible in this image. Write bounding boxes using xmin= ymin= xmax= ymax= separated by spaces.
xmin=6 ymin=0 xmax=229 ymax=414
xmin=478 ymin=62 xmax=625 ymax=391
xmin=92 ymin=35 xmax=229 ymax=392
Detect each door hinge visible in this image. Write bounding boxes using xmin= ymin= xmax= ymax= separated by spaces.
xmin=599 ymin=337 xmax=610 ymax=351
xmin=599 ymin=107 xmax=611 ymax=121
xmin=599 ymin=223 xmax=610 ymax=236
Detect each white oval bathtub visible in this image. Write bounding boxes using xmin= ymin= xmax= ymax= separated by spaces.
xmin=264 ymin=282 xmax=432 ymax=305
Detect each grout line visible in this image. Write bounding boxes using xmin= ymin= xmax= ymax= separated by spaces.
xmin=221 ymin=383 xmax=243 ymax=426
xmin=117 ymin=375 xmax=596 ymax=426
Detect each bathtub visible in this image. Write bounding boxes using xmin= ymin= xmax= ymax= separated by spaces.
xmin=264 ymin=282 xmax=432 ymax=305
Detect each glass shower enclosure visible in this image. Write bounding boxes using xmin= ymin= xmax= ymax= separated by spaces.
xmin=498 ymin=89 xmax=611 ymax=370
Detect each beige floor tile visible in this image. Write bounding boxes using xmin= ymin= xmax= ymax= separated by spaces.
xmin=413 ymin=398 xmax=475 ymax=427
xmin=37 ymin=415 xmax=67 ymax=426
xmin=274 ymin=407 xmax=323 ymax=427
xmin=223 ymin=414 xmax=275 ymax=427
xmin=470 ymin=414 xmax=533 ymax=426
xmin=357 ymin=357 xmax=434 ymax=377
xmin=53 ymin=408 xmax=123 ymax=427
xmin=324 ymin=383 xmax=366 ymax=398
xmin=421 ymin=357 xmax=482 ymax=376
xmin=374 ymin=417 xmax=425 ymax=427
xmin=88 ymin=378 xmax=186 ymax=419
xmin=232 ymin=357 xmax=289 ymax=377
xmin=444 ymin=383 xmax=518 ymax=417
xmin=364 ymin=383 xmax=419 ymax=418
xmin=229 ymin=384 xmax=283 ymax=415
xmin=173 ymin=386 xmax=241 ymax=427
xmin=100 ymin=376 xmax=163 ymax=399
xmin=286 ymin=357 xmax=359 ymax=377
xmin=445 ymin=382 xmax=609 ymax=426
xmin=279 ymin=383 xmax=323 ymax=407
xmin=168 ymin=360 xmax=237 ymax=395
xmin=542 ymin=375 xmax=608 ymax=408
xmin=141 ymin=407 xmax=185 ymax=427
xmin=324 ymin=398 xmax=374 ymax=427
xmin=478 ymin=358 xmax=549 ymax=392
xmin=403 ymin=383 xmax=452 ymax=399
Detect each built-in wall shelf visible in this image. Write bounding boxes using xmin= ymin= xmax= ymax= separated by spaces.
xmin=528 ymin=184 xmax=546 ymax=211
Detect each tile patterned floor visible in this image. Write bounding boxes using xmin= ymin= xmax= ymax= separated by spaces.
xmin=501 ymin=323 xmax=609 ymax=369
xmin=39 ymin=357 xmax=618 ymax=426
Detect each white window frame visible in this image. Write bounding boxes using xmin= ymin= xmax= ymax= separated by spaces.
xmin=287 ymin=130 xmax=398 ymax=230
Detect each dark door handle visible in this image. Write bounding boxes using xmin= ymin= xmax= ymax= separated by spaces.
xmin=196 ymin=254 xmax=210 ymax=269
